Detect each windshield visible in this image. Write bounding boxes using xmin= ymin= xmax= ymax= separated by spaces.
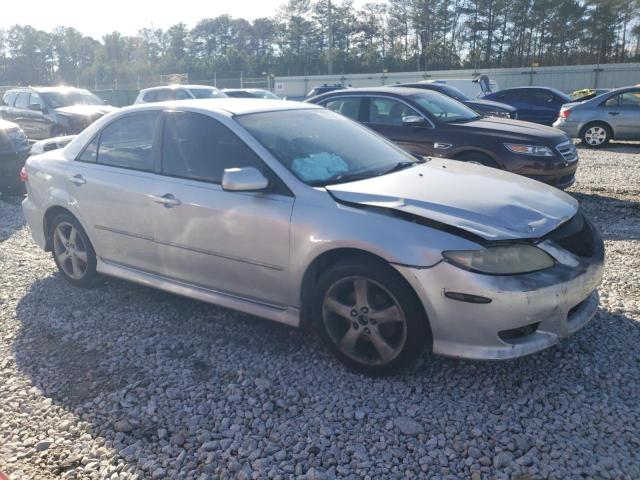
xmin=41 ymin=90 xmax=104 ymax=108
xmin=257 ymin=91 xmax=280 ymax=99
xmin=438 ymin=85 xmax=470 ymax=102
xmin=189 ymin=88 xmax=227 ymax=99
xmin=237 ymin=108 xmax=419 ymax=186
xmin=410 ymin=92 xmax=481 ymax=123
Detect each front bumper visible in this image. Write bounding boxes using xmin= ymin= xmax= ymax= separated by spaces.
xmin=396 ymin=234 xmax=604 ymax=360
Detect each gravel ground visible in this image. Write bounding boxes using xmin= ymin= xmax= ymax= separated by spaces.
xmin=0 ymin=142 xmax=639 ymax=479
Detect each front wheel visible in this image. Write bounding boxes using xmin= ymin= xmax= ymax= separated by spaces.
xmin=50 ymin=213 xmax=99 ymax=287
xmin=314 ymin=260 xmax=431 ymax=375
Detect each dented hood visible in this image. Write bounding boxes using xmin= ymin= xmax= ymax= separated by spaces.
xmin=326 ymin=159 xmax=578 ymax=241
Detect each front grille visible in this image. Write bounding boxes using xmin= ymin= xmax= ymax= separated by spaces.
xmin=543 ymin=212 xmax=595 ymax=257
xmin=556 ymin=140 xmax=578 ymax=162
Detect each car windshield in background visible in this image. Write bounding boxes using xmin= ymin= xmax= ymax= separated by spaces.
xmin=41 ymin=91 xmax=104 ymax=108
xmin=237 ymin=109 xmax=419 ymax=186
xmin=258 ymin=91 xmax=280 ymax=99
xmin=410 ymin=93 xmax=481 ymax=123
xmin=189 ymin=88 xmax=226 ymax=99
xmin=439 ymin=85 xmax=470 ymax=102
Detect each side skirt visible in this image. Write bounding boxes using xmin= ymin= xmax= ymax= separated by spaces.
xmin=96 ymin=258 xmax=301 ymax=328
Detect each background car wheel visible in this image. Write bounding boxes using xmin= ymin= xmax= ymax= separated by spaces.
xmin=50 ymin=213 xmax=99 ymax=288
xmin=580 ymin=123 xmax=611 ymax=148
xmin=453 ymin=152 xmax=499 ymax=168
xmin=313 ymin=259 xmax=431 ymax=375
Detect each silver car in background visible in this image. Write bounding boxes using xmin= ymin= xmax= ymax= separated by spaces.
xmin=22 ymin=100 xmax=604 ymax=375
xmin=554 ymin=86 xmax=640 ymax=147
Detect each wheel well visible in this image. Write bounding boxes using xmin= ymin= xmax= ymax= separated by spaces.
xmin=43 ymin=206 xmax=75 ymax=251
xmin=581 ymin=121 xmax=613 ymax=138
xmin=299 ymin=248 xmax=427 ymax=330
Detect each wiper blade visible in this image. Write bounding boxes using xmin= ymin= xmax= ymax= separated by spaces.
xmin=309 ymin=171 xmax=375 ymax=187
xmin=378 ymin=160 xmax=421 ymax=176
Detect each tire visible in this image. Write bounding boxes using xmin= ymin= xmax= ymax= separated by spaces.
xmin=50 ymin=213 xmax=99 ymax=288
xmin=453 ymin=152 xmax=499 ymax=168
xmin=313 ymin=259 xmax=431 ymax=375
xmin=580 ymin=122 xmax=611 ymax=148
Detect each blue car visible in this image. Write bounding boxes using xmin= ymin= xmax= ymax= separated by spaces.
xmin=484 ymin=87 xmax=572 ymax=125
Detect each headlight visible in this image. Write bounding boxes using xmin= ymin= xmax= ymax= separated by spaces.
xmin=442 ymin=245 xmax=555 ymax=275
xmin=504 ymin=143 xmax=554 ymax=156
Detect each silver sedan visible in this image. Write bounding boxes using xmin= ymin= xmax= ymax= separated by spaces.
xmin=554 ymin=86 xmax=640 ymax=147
xmin=22 ymin=99 xmax=604 ymax=375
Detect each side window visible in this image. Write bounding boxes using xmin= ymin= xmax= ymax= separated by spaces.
xmin=161 ymin=111 xmax=265 ymax=184
xmin=3 ymin=92 xmax=17 ymax=106
xmin=97 ymin=112 xmax=161 ymax=171
xmin=620 ymin=91 xmax=640 ymax=107
xmin=78 ymin=136 xmax=98 ymax=163
xmin=29 ymin=93 xmax=43 ymax=110
xmin=14 ymin=92 xmax=30 ymax=109
xmin=142 ymin=91 xmax=158 ymax=103
xmin=604 ymin=95 xmax=620 ymax=107
xmin=531 ymin=89 xmax=554 ymax=104
xmin=175 ymin=89 xmax=191 ymax=100
xmin=367 ymin=98 xmax=419 ymax=126
xmin=324 ymin=97 xmax=361 ymax=121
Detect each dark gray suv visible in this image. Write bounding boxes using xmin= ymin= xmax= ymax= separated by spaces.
xmin=0 ymin=87 xmax=117 ymax=140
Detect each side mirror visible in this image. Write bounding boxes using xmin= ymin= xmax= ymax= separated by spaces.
xmin=222 ymin=167 xmax=269 ymax=192
xmin=402 ymin=115 xmax=427 ymax=126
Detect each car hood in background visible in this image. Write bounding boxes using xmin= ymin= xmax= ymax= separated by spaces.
xmin=326 ymin=159 xmax=578 ymax=241
xmin=54 ymin=105 xmax=118 ymax=117
xmin=452 ymin=116 xmax=568 ymax=143
xmin=464 ymin=98 xmax=517 ymax=113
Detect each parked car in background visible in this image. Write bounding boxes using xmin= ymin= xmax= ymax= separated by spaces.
xmin=308 ymin=87 xmax=579 ymax=189
xmin=29 ymin=135 xmax=75 ymax=155
xmin=554 ymin=86 xmax=640 ymax=147
xmin=392 ymin=82 xmax=517 ymax=118
xmin=306 ymin=84 xmax=349 ymax=98
xmin=0 ymin=119 xmax=29 ymax=195
xmin=134 ymin=85 xmax=227 ymax=104
xmin=223 ymin=89 xmax=280 ymax=99
xmin=422 ymin=76 xmax=499 ymax=99
xmin=21 ymin=99 xmax=603 ymax=375
xmin=483 ymin=87 xmax=572 ymax=125
xmin=0 ymin=87 xmax=117 ymax=140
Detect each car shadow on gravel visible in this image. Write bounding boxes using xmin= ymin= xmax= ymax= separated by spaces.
xmin=0 ymin=197 xmax=26 ymax=242
xmin=569 ymin=192 xmax=640 ymax=241
xmin=10 ymin=269 xmax=640 ymax=477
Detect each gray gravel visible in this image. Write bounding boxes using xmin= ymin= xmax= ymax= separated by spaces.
xmin=1 ymin=142 xmax=639 ymax=479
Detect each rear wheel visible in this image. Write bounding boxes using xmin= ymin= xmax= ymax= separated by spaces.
xmin=580 ymin=122 xmax=611 ymax=148
xmin=50 ymin=213 xmax=99 ymax=287
xmin=314 ymin=260 xmax=430 ymax=375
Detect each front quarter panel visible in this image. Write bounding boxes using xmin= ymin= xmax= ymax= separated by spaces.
xmin=288 ymin=191 xmax=480 ymax=307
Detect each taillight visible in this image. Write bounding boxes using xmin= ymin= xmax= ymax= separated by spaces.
xmin=559 ymin=109 xmax=571 ymax=119
xmin=19 ymin=166 xmax=28 ymax=182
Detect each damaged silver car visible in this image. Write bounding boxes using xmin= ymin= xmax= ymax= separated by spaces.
xmin=21 ymin=100 xmax=604 ymax=375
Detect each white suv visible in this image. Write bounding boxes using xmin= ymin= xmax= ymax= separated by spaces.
xmin=134 ymin=85 xmax=227 ymax=104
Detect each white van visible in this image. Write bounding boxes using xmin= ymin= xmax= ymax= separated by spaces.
xmin=424 ymin=75 xmax=499 ymax=99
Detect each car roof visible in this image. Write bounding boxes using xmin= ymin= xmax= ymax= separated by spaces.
xmin=222 ymin=88 xmax=268 ymax=93
xmin=122 ymin=98 xmax=320 ymax=116
xmin=140 ymin=84 xmax=219 ymax=93
xmin=5 ymin=86 xmax=89 ymax=94
xmin=312 ymin=86 xmax=431 ymax=98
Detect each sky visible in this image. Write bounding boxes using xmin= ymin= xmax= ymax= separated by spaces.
xmin=1 ymin=0 xmax=311 ymax=39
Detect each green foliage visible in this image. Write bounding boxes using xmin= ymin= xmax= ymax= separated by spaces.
xmin=0 ymin=0 xmax=637 ymax=87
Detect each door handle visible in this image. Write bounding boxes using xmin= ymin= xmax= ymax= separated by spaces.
xmin=608 ymin=111 xmax=620 ymax=116
xmin=67 ymin=174 xmax=86 ymax=186
xmin=148 ymin=193 xmax=181 ymax=208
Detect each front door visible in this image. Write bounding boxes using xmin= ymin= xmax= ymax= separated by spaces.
xmin=363 ymin=96 xmax=435 ymax=157
xmin=607 ymin=90 xmax=640 ymax=140
xmin=151 ymin=111 xmax=294 ymax=306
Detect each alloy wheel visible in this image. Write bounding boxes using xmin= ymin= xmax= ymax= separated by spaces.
xmin=52 ymin=222 xmax=89 ymax=280
xmin=584 ymin=126 xmax=607 ymax=146
xmin=322 ymin=276 xmax=407 ymax=366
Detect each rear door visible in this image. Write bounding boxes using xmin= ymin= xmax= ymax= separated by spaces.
xmin=67 ymin=111 xmax=164 ymax=272
xmin=151 ymin=110 xmax=294 ymax=306
xmin=362 ymin=96 xmax=435 ymax=157
xmin=529 ymin=89 xmax=560 ymax=125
